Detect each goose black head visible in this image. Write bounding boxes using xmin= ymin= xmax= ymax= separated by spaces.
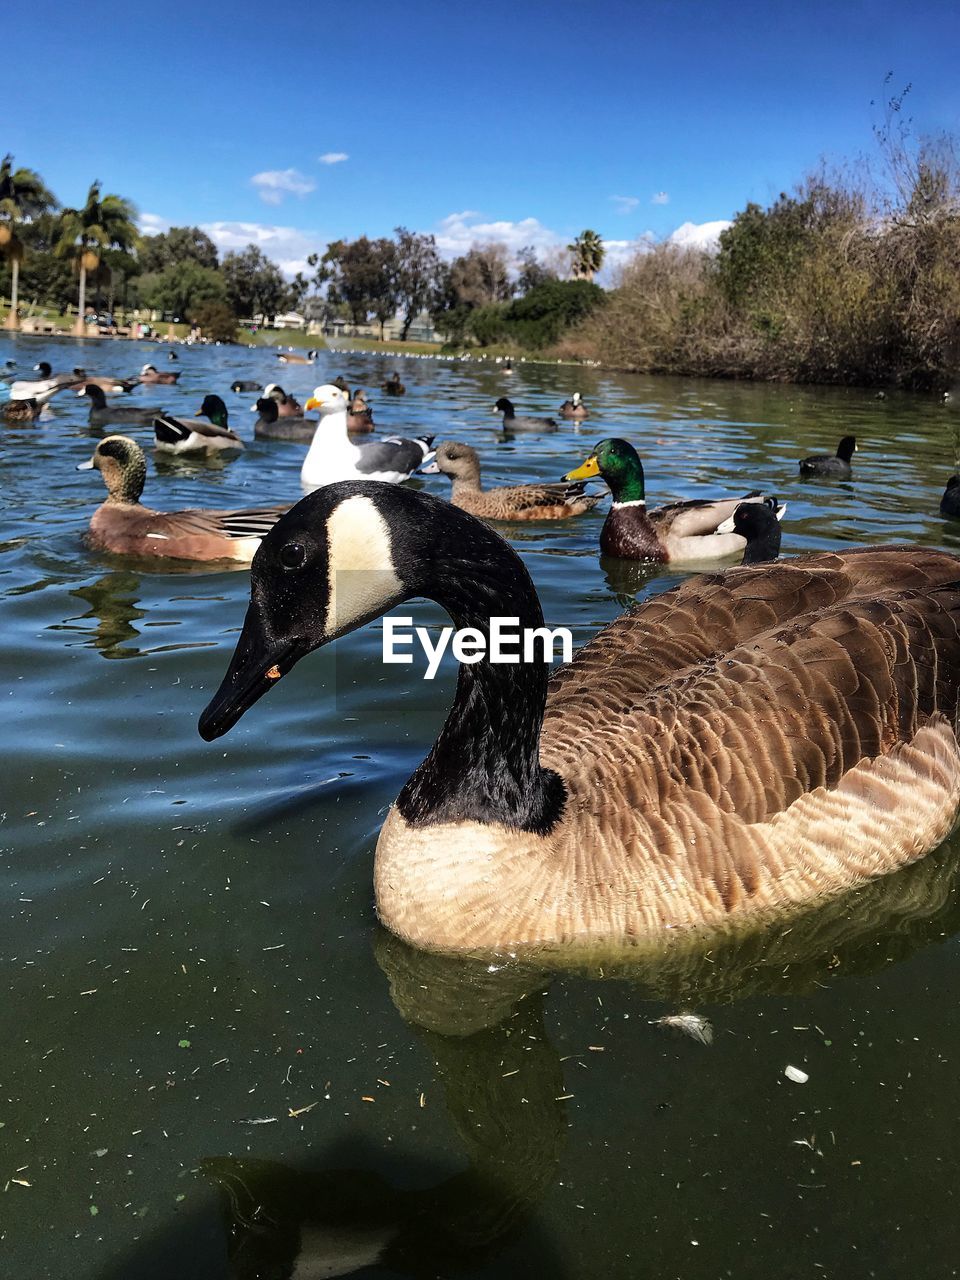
xmin=199 ymin=483 xmax=421 ymax=740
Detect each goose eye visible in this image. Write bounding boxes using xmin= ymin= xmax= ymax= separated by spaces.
xmin=279 ymin=542 xmax=306 ymax=570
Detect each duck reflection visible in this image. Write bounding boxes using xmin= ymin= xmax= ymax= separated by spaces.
xmin=65 ymin=571 xmax=146 ymax=659
xmin=200 ymin=839 xmax=960 ymax=1278
xmin=598 ymin=554 xmax=684 ymax=606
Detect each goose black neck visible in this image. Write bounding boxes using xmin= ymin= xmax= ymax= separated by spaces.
xmin=393 ymin=502 xmax=565 ymax=835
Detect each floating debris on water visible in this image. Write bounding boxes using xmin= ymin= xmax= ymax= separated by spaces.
xmin=651 ymin=1013 xmax=714 ymax=1045
xmin=785 ymin=1064 xmax=809 ymax=1084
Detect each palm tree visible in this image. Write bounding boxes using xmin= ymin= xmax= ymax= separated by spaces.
xmin=567 ymin=229 xmax=606 ymax=282
xmin=0 ymin=155 xmax=57 ymax=331
xmin=55 ymin=182 xmax=139 ymax=335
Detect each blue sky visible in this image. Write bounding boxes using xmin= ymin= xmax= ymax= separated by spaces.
xmin=7 ymin=0 xmax=960 ymax=275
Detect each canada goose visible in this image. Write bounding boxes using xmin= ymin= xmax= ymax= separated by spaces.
xmin=153 ymin=395 xmax=244 ymax=454
xmin=70 ymin=367 xmax=139 ymax=394
xmin=559 ymin=392 xmax=590 ymax=420
xmin=494 ymin=398 xmax=558 ymax=433
xmin=799 ymin=436 xmax=857 ymax=478
xmin=231 ymin=379 xmax=262 ymax=393
xmin=382 ymin=373 xmax=406 ymax=396
xmin=423 ymin=441 xmax=603 ymax=521
xmin=139 ymin=364 xmax=181 ymax=385
xmin=941 ymin=476 xmax=960 ymax=519
xmin=300 ymin=385 xmax=433 ymax=487
xmin=277 ymin=349 xmax=318 ymax=365
xmin=715 ymin=497 xmax=785 ymax=564
xmin=199 ymin=483 xmax=960 ymax=953
xmin=259 ymin=384 xmax=303 ymax=417
xmin=565 ymin=438 xmax=776 ymax=562
xmin=78 ymin=436 xmax=287 ymax=562
xmin=253 ymin=396 xmax=312 ymax=443
xmin=80 ymin=384 xmax=163 ymax=426
xmin=2 ymin=397 xmax=42 ymax=424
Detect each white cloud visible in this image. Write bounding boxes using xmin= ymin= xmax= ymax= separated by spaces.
xmin=668 ymin=219 xmax=731 ymax=251
xmin=601 ymin=233 xmax=657 ymax=275
xmin=610 ymin=195 xmax=640 ymax=215
xmin=318 ymin=152 xmax=349 ymax=165
xmin=138 ymin=211 xmax=170 ymax=236
xmin=434 ymin=211 xmax=561 ymax=258
xmin=250 ymin=168 xmax=316 ymax=206
xmin=651 ymin=191 xmax=670 ymax=205
xmin=200 ymin=220 xmax=327 ymax=277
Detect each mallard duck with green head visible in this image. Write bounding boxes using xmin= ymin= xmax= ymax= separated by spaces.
xmin=566 ymin=438 xmax=779 ymax=563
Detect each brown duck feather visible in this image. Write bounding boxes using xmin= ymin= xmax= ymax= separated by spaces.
xmin=429 ymin=440 xmax=603 ymax=521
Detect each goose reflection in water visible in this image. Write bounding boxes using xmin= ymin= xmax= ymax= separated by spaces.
xmin=188 ymin=841 xmax=960 ymax=1279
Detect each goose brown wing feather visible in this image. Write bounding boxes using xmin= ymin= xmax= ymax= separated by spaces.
xmin=546 ymin=549 xmax=960 ymax=715
xmin=544 ymin=579 xmax=960 ymax=841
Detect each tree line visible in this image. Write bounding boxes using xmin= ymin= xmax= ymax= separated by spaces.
xmin=0 ymin=158 xmax=609 ymax=348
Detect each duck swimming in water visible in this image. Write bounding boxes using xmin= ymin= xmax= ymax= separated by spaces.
xmin=566 ymin=438 xmax=777 ymax=562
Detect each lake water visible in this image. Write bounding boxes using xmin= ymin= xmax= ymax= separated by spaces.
xmin=3 ymin=333 xmax=960 ymax=1279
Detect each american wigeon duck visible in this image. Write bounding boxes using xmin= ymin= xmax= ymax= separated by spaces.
xmin=301 ymin=385 xmax=434 ymax=487
xmin=493 ymin=398 xmax=558 ymax=433
xmin=423 ymin=441 xmax=603 ymax=521
xmin=799 ymin=436 xmax=857 ymax=478
xmin=559 ymin=392 xmax=590 ymax=420
xmin=153 ymin=395 xmax=244 ymax=454
xmin=139 ymin=364 xmax=181 ymax=386
xmin=277 ymin=349 xmax=318 ymax=365
xmin=80 ymin=384 xmax=163 ymax=426
xmin=199 ymin=485 xmax=960 ymax=953
xmin=565 ymin=438 xmax=778 ymax=562
xmin=347 ymin=389 xmax=375 ymax=434
xmin=382 ymin=373 xmax=406 ymax=396
xmin=260 ymin=384 xmax=304 ymax=417
xmin=78 ymin=435 xmax=287 ymax=563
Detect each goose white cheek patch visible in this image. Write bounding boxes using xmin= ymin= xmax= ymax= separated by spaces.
xmin=325 ymin=496 xmax=403 ymax=637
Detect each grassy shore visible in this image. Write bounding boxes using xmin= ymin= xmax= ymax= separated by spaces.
xmin=237 ymin=328 xmax=325 ymax=350
xmin=325 ymin=335 xmax=446 ymax=356
xmin=0 ymin=306 xmax=329 ymax=351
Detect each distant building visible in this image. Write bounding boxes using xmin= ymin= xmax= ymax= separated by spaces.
xmin=317 ymin=310 xmax=444 ymax=343
xmin=272 ymin=311 xmax=307 ymax=331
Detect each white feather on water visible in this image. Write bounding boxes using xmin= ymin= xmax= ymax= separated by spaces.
xmin=651 ymin=1013 xmax=714 ymax=1045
